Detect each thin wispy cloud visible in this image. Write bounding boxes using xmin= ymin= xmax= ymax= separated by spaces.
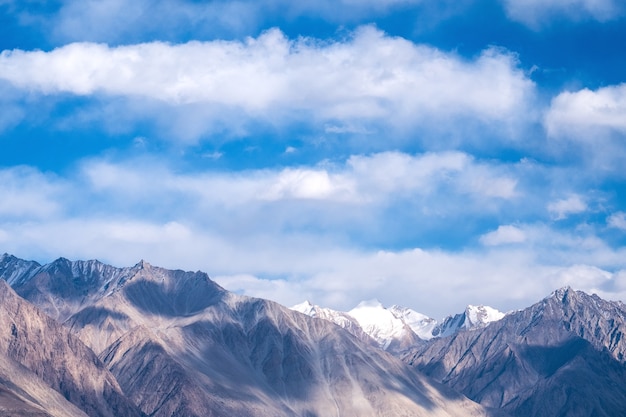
xmin=502 ymin=0 xmax=625 ymax=27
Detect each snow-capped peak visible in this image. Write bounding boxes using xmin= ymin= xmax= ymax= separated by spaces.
xmin=465 ymin=305 xmax=505 ymax=328
xmin=291 ymin=300 xmax=318 ymax=317
xmin=389 ymin=305 xmax=438 ymax=341
xmin=291 ymin=301 xmax=375 ymax=346
xmin=433 ymin=304 xmax=505 ymax=337
xmin=292 ymin=298 xmax=506 ymax=351
xmin=348 ymin=299 xmax=411 ymax=349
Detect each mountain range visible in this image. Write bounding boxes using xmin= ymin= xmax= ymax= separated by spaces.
xmin=1 ymin=253 xmax=626 ymax=416
xmin=0 ymin=254 xmax=491 ymax=417
xmin=291 ymin=299 xmax=504 ymax=352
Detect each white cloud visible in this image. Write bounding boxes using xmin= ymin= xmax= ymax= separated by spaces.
xmin=1 ymin=174 xmax=626 ymax=318
xmin=78 ymin=151 xmax=519 ymax=210
xmin=480 ymin=225 xmax=527 ymax=246
xmin=49 ymin=0 xmax=427 ymax=43
xmin=501 ymin=0 xmax=624 ymax=27
xmin=608 ymin=212 xmax=626 ymax=230
xmin=52 ymin=0 xmax=260 ymax=43
xmin=545 ymin=84 xmax=626 ymax=137
xmin=0 ymin=216 xmax=562 ymax=317
xmin=262 ymin=169 xmax=355 ymax=201
xmin=0 ymin=27 xmax=535 ymax=140
xmin=347 ymin=151 xmax=518 ymax=199
xmin=547 ymin=195 xmax=587 ymax=220
xmin=549 ymin=264 xmax=612 ymax=292
xmin=4 ymin=155 xmax=626 ymax=318
xmin=0 ymin=167 xmax=64 ymax=218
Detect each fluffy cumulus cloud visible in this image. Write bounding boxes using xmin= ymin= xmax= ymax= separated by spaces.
xmin=545 ymin=84 xmax=626 ymax=137
xmin=183 ymin=238 xmax=626 ymax=317
xmin=0 ymin=27 xmax=535 ymax=141
xmin=2 ymin=0 xmax=626 ymax=318
xmin=501 ymin=0 xmax=625 ymax=27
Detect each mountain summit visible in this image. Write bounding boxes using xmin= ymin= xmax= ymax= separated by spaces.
xmin=406 ymin=287 xmax=626 ymax=417
xmin=293 ymin=299 xmax=505 ymax=352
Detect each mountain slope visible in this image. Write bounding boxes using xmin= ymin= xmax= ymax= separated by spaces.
xmin=1 ymin=255 xmax=495 ymax=417
xmin=405 ymin=287 xmax=626 ymax=417
xmin=0 ymin=280 xmax=144 ymax=417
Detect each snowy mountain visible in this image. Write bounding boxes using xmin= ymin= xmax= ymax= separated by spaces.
xmin=432 ymin=305 xmax=505 ymax=338
xmin=7 ymin=253 xmax=626 ymax=417
xmin=348 ymin=299 xmax=425 ymax=351
xmin=292 ymin=299 xmax=425 ymax=352
xmin=291 ymin=300 xmax=375 ymax=346
xmin=0 ymin=255 xmax=493 ymax=417
xmin=389 ymin=304 xmax=439 ymax=340
xmin=293 ymin=298 xmax=504 ymax=351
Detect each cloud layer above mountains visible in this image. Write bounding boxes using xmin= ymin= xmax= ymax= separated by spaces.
xmin=1 ymin=0 xmax=626 ymax=317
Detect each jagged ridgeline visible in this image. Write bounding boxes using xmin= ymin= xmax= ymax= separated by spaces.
xmin=404 ymin=288 xmax=626 ymax=417
xmin=0 ymin=254 xmax=491 ymax=417
xmin=291 ymin=290 xmax=626 ymax=417
xmin=3 ymin=253 xmax=626 ymax=417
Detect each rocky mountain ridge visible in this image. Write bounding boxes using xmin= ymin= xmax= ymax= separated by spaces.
xmin=4 ymin=253 xmax=626 ymax=417
xmin=0 ymin=254 xmax=494 ymax=417
xmin=405 ymin=287 xmax=626 ymax=417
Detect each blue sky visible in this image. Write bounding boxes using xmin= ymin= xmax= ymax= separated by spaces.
xmin=1 ymin=0 xmax=626 ymax=318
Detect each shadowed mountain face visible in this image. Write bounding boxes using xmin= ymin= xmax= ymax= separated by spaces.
xmin=0 ymin=254 xmax=493 ymax=417
xmin=0 ymin=280 xmax=144 ymax=417
xmin=405 ymin=288 xmax=626 ymax=417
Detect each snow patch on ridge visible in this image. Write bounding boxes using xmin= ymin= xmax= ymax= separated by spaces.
xmin=389 ymin=305 xmax=438 ymax=341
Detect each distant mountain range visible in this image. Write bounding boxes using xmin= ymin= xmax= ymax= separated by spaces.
xmin=292 ymin=299 xmax=504 ymax=352
xmin=2 ymin=253 xmax=626 ymax=416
